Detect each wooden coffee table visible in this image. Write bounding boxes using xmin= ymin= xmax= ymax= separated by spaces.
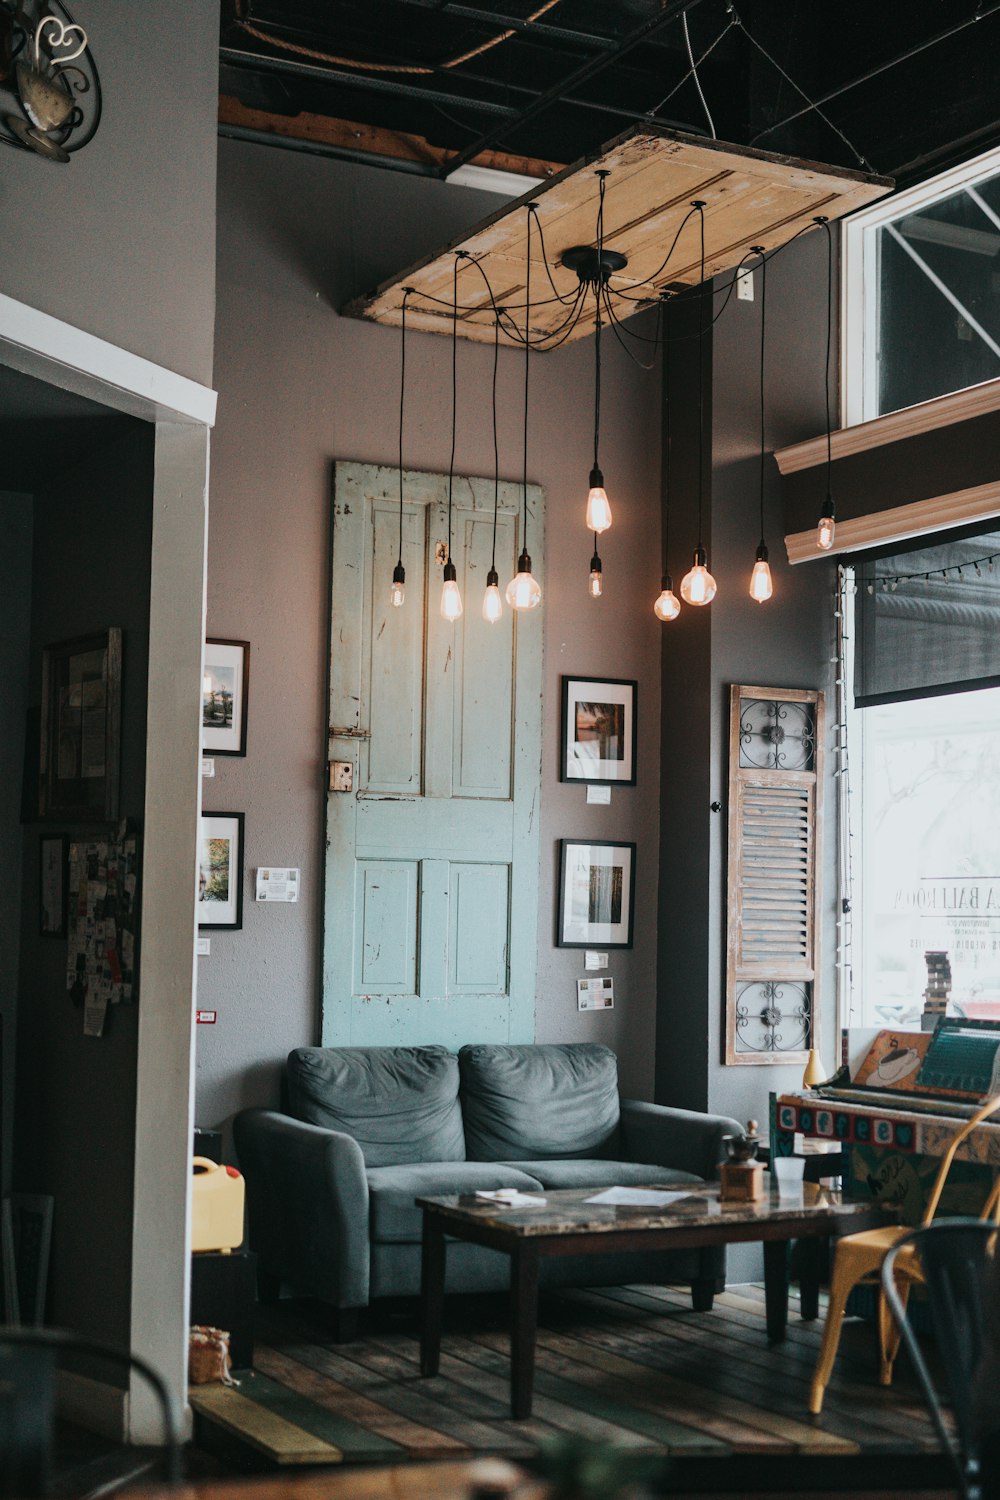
xmin=418 ymin=1181 xmax=888 ymax=1419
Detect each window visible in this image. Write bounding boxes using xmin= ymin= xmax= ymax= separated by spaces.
xmin=842 ymin=144 xmax=1000 ymax=425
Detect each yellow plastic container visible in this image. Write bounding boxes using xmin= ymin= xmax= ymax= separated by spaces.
xmin=191 ymin=1156 xmax=245 ymax=1253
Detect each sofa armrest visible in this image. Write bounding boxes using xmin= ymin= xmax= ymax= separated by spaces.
xmin=233 ymin=1108 xmax=370 ymax=1309
xmin=619 ymin=1099 xmax=744 ymax=1182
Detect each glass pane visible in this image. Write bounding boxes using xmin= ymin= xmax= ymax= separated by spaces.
xmin=853 ymin=686 xmax=1000 ymax=1026
xmin=876 ymin=170 xmax=1000 ymax=416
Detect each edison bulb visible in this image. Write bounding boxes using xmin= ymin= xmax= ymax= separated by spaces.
xmin=749 ymin=545 xmax=772 ymax=603
xmin=482 ymin=568 xmax=503 ymax=624
xmin=390 ymin=562 xmax=406 ymax=608
xmin=817 ymin=513 xmax=835 ymax=551
xmin=586 ymin=486 xmax=613 ymax=535
xmin=680 ymin=547 xmax=717 ymax=606
xmin=440 ymin=560 xmax=463 ymax=621
xmin=506 ymin=550 xmax=542 ymax=611
xmin=588 ymin=561 xmax=603 ymax=598
xmin=653 ymin=579 xmax=681 ymax=620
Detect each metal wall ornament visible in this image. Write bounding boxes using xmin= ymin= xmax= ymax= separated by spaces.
xmin=0 ymin=2 xmax=100 ymax=164
xmin=738 ymin=696 xmax=817 ymax=773
xmin=734 ymin=980 xmax=812 ymax=1056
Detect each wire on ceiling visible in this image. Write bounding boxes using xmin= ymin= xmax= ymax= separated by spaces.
xmin=681 ymin=10 xmax=716 ymax=138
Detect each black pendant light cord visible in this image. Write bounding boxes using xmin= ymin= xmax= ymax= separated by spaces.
xmin=490 ymin=307 xmax=501 ymax=573
xmin=661 ymin=296 xmax=671 ymax=579
xmin=447 ymin=254 xmax=459 ymax=563
xmin=819 ymin=216 xmax=834 ymax=513
xmin=522 ymin=208 xmax=531 ymax=552
xmin=756 ymin=247 xmax=767 ymax=549
xmin=397 ymin=288 xmax=412 ymax=570
xmin=695 ymin=200 xmax=708 ymax=550
xmin=593 ymin=172 xmax=608 ymax=472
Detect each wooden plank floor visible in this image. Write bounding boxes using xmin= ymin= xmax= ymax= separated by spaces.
xmin=192 ymin=1283 xmax=951 ymax=1490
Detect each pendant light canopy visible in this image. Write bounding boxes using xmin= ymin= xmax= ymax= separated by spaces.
xmin=391 ymin=288 xmax=413 ymax=608
xmin=508 ymin=208 xmax=542 ymax=612
xmin=748 ymin=246 xmax=773 ymax=604
xmin=680 ymin=201 xmax=717 ymax=607
xmin=815 ymin=216 xmax=836 ymax=552
xmin=440 ymin=257 xmax=464 ymax=622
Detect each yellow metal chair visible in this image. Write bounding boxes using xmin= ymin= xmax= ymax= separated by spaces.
xmin=808 ymin=1092 xmax=1000 ymax=1416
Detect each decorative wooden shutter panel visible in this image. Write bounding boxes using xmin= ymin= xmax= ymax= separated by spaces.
xmin=725 ymin=684 xmax=824 ymax=1066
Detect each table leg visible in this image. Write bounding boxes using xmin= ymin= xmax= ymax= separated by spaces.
xmin=510 ymin=1242 xmax=540 ymax=1420
xmin=764 ymin=1239 xmax=790 ymax=1342
xmin=798 ymin=1236 xmax=822 ymax=1321
xmin=419 ymin=1215 xmax=446 ymax=1378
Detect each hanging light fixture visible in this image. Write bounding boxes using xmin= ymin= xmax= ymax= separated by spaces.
xmin=483 ymin=308 xmax=504 ymax=624
xmin=441 ymin=256 xmax=463 ymax=622
xmin=588 ymin=537 xmax=603 ymax=598
xmin=680 ymin=202 xmax=717 ymax=607
xmin=507 ymin=209 xmax=541 ymax=612
xmin=390 ymin=288 xmax=413 ymax=609
xmin=748 ymin=247 xmax=773 ymax=604
xmin=815 ymin=216 xmax=836 ymax=552
xmin=585 ymin=171 xmax=614 ymax=537
xmin=654 ymin=296 xmax=681 ymax=621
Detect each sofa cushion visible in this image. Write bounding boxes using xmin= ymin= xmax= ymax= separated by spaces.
xmin=367 ymin=1162 xmax=544 ymax=1244
xmin=459 ymin=1042 xmax=621 ymax=1161
xmin=287 ymin=1046 xmax=465 ymax=1167
xmin=499 ymin=1159 xmax=704 ymax=1191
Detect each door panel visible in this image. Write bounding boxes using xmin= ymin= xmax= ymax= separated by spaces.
xmin=324 ymin=462 xmax=543 ymax=1048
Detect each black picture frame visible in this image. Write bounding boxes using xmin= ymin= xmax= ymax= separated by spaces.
xmin=39 ymin=628 xmax=122 ymax=822
xmin=198 ymin=811 xmax=245 ymax=930
xmin=560 ymin=675 xmax=637 ymax=785
xmin=557 ymin=838 xmax=636 ymax=949
xmin=203 ymin=639 xmax=250 ymax=757
xmin=39 ymin=834 xmax=69 ymax=938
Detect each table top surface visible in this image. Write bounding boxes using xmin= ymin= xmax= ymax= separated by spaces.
xmin=416 ymin=1180 xmax=880 ymax=1238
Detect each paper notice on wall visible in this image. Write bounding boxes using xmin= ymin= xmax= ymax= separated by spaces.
xmin=256 ymin=868 xmax=300 ymax=902
xmin=577 ymin=976 xmax=614 ymax=1011
xmin=83 ymin=991 xmax=108 ymax=1037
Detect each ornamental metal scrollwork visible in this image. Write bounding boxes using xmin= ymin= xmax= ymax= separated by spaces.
xmin=739 ymin=696 xmax=816 ymax=772
xmin=734 ymin=980 xmax=811 ymax=1055
xmin=0 ymin=2 xmax=100 ymax=164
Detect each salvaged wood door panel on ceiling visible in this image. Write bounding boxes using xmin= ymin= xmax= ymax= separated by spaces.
xmin=343 ymin=126 xmax=892 ymax=347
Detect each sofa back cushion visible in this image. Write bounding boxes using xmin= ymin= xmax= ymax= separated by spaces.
xmin=459 ymin=1042 xmax=620 ymax=1161
xmin=287 ymin=1045 xmax=465 ymax=1166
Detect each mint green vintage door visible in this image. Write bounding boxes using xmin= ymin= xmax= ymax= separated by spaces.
xmin=322 ymin=461 xmax=543 ymax=1048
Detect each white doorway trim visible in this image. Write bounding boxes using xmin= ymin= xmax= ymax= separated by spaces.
xmin=0 ymin=292 xmax=215 ymax=1444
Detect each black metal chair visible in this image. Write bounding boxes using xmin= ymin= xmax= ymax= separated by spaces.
xmin=882 ymin=1218 xmax=1000 ymax=1500
xmin=0 ymin=1328 xmax=182 ymax=1497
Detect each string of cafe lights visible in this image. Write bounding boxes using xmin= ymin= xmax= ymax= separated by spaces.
xmin=865 ymin=550 xmax=1000 ymax=593
xmin=390 ymin=179 xmax=840 ymax=624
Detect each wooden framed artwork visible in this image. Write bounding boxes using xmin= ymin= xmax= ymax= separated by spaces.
xmin=39 ymin=628 xmax=122 ymax=822
xmin=39 ymin=834 xmax=68 ymax=938
xmin=203 ymin=639 xmax=249 ymax=756
xmin=557 ymin=838 xmax=636 ymax=949
xmin=560 ymin=676 xmax=637 ymax=785
xmin=198 ymin=812 xmax=245 ymax=930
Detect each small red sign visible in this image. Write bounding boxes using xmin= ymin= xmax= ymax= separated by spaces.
xmin=196 ymin=1010 xmax=217 ymax=1025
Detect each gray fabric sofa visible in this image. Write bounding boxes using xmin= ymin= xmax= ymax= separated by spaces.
xmin=233 ymin=1041 xmax=742 ymax=1339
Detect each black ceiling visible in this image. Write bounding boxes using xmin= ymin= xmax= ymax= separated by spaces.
xmin=219 ymin=0 xmax=1000 ymax=186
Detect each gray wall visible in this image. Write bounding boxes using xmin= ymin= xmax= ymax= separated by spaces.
xmin=197 ymin=139 xmax=663 ymax=1133
xmin=0 ymin=492 xmax=32 ymax=1198
xmin=658 ymin=234 xmax=840 ymax=1131
xmin=0 ymin=0 xmax=219 ymax=386
xmin=15 ymin=423 xmax=153 ymax=1354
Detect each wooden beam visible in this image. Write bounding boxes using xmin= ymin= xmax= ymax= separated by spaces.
xmin=217 ymin=96 xmax=564 ymax=182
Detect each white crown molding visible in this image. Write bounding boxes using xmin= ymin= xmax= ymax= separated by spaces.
xmin=784 ymin=479 xmax=1000 ymax=564
xmin=774 ymin=377 xmax=1000 ymax=476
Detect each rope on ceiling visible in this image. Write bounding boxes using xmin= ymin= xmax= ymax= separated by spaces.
xmin=232 ymin=0 xmax=564 ymax=76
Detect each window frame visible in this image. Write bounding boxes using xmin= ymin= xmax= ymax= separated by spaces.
xmin=842 ymin=141 xmax=1000 ymax=427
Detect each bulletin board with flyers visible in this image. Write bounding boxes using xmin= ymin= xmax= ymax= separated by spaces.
xmin=66 ymin=823 xmax=140 ymax=1037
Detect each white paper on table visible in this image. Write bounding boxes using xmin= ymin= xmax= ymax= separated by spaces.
xmin=584 ymin=1186 xmax=695 ymax=1207
xmin=474 ymin=1189 xmax=547 ymax=1207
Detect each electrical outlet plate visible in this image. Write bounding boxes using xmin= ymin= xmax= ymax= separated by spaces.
xmin=737 ymin=269 xmax=754 ymax=301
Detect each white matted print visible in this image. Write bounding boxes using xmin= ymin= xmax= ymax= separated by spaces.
xmin=202 ymin=640 xmax=249 ymax=756
xmin=557 ymin=838 xmax=636 ymax=949
xmin=198 ymin=812 xmax=245 ymax=930
xmin=561 ymin=676 xmax=636 ymax=785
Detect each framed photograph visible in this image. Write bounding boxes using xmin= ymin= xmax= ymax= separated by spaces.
xmin=39 ymin=628 xmax=122 ymax=821
xmin=39 ymin=835 xmax=69 ymax=938
xmin=203 ymin=639 xmax=249 ymax=756
xmin=560 ymin=676 xmax=637 ymax=785
xmin=198 ymin=812 xmax=245 ymax=930
xmin=557 ymin=838 xmax=636 ymax=949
